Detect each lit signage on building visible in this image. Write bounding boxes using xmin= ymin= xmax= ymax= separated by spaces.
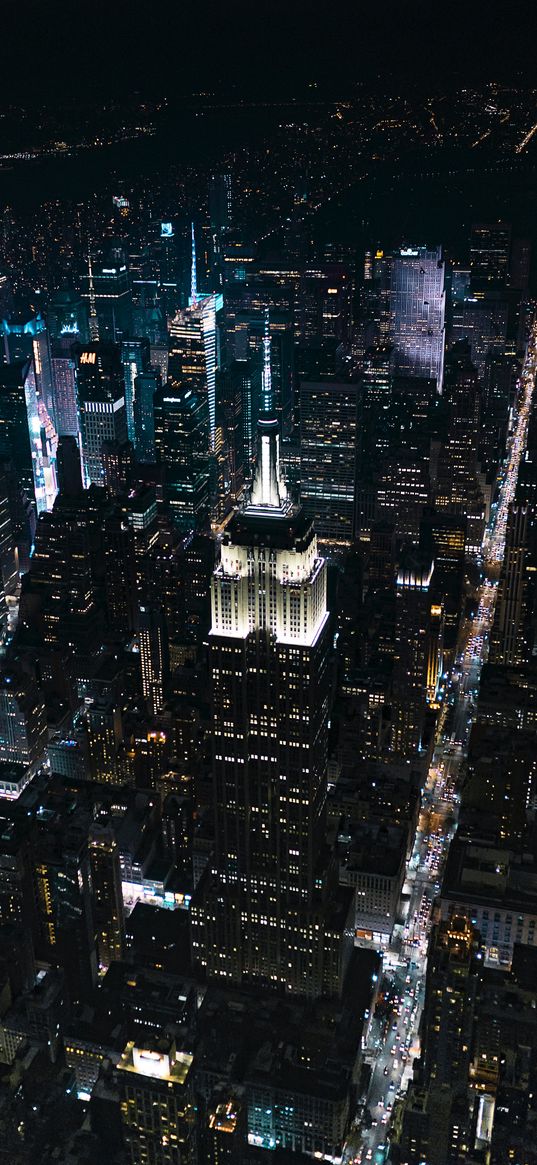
xmin=161 ymin=222 xmax=174 ymax=238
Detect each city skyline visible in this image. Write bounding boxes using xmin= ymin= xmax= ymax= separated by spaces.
xmin=0 ymin=12 xmax=537 ymax=1165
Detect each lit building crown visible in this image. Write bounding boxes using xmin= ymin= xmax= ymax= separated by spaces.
xmin=211 ymin=416 xmax=327 ymax=646
xmin=248 ymin=416 xmax=289 ymax=514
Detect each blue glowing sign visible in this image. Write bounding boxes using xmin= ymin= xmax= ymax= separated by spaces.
xmin=161 ymin=222 xmax=174 ymax=238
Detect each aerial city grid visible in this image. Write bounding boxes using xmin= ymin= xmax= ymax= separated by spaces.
xmin=0 ymin=4 xmax=536 ymax=1164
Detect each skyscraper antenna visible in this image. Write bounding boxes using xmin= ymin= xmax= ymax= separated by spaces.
xmin=190 ymin=221 xmax=198 ymax=305
xmin=261 ymin=307 xmax=272 ymax=414
xmin=87 ymin=240 xmax=99 ymax=341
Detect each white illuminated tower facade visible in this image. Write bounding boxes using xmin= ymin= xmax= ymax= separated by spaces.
xmin=192 ymin=416 xmax=352 ymax=996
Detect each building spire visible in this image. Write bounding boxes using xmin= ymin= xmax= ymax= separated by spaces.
xmin=250 ymin=416 xmax=288 ymax=511
xmin=261 ymin=307 xmax=272 ymax=414
xmin=190 ymin=221 xmax=198 ymax=305
xmin=87 ymin=240 xmax=99 ymax=341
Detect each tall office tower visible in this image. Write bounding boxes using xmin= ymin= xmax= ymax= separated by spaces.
xmin=359 ymin=247 xmax=392 ymax=348
xmin=420 ymin=509 xmax=466 ymax=651
xmin=123 ymin=486 xmax=159 ymax=599
xmin=154 ymin=383 xmax=209 ymax=532
xmin=47 ymin=284 xmax=90 ymax=344
xmin=132 ymin=281 xmax=168 ymax=344
xmin=0 ymin=474 xmax=18 ymax=604
xmin=139 ymin=604 xmax=169 ymax=717
xmin=33 ymin=804 xmax=97 ymax=1002
xmin=169 ymin=301 xmax=222 ymax=454
xmin=391 ymin=547 xmax=434 ymax=761
xmin=133 ymin=370 xmax=159 ymax=462
xmin=81 ymin=243 xmax=133 ymax=341
xmin=375 ymin=453 xmax=431 ymax=542
xmin=470 ymin=222 xmax=511 ymax=294
xmin=22 ymin=473 xmax=105 ymax=667
xmin=388 ymin=246 xmax=445 ymax=391
xmin=295 ymin=263 xmax=354 ymax=379
xmin=103 ymin=505 xmax=138 ymax=635
xmin=214 ymin=363 xmax=245 ymax=517
xmin=56 ymin=435 xmax=83 ymax=496
xmin=0 ymin=303 xmax=44 ymax=364
xmin=450 ymin=297 xmax=508 ymax=380
xmin=490 ymin=503 xmax=530 ymax=666
xmin=0 ymin=805 xmax=37 ymax=941
xmin=450 ymin=266 xmax=471 ymax=306
xmin=209 ymin=173 xmax=232 ymax=234
xmin=150 ymin=339 xmax=169 ymax=388
xmin=88 ymin=823 xmax=125 ymax=973
xmin=76 ymin=343 xmax=127 ymax=486
xmin=117 ymin=1035 xmax=197 ymax=1165
xmin=86 ymin=698 xmax=125 ymax=784
xmin=121 ymin=336 xmax=150 ymax=444
xmin=192 ymin=417 xmax=353 ymax=996
xmin=362 ymin=343 xmax=393 ymax=411
xmin=400 ymin=915 xmax=482 ymax=1165
xmin=426 ymin=598 xmax=444 ymax=705
xmin=0 ymin=359 xmax=34 ymax=500
xmin=435 ymin=342 xmax=485 ymax=554
xmin=102 ymin=437 xmax=134 ymax=494
xmin=299 ymin=380 xmax=361 ymax=547
xmin=50 ymin=336 xmax=79 ymax=436
xmin=0 ymin=455 xmax=35 ymax=576
xmin=0 ymin=667 xmax=47 ymax=774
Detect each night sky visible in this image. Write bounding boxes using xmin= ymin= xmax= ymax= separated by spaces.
xmin=2 ymin=0 xmax=535 ymax=103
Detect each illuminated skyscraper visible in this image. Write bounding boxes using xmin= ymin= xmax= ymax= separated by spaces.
xmin=47 ymin=284 xmax=90 ymax=344
xmin=121 ymin=336 xmax=150 ymax=445
xmin=490 ymin=503 xmax=530 ymax=666
xmin=209 ymin=173 xmax=232 ymax=234
xmin=76 ymin=343 xmax=127 ymax=487
xmin=139 ymin=604 xmax=169 ymax=717
xmin=435 ymin=342 xmax=485 ymax=555
xmin=168 ymin=297 xmax=222 ymax=454
xmin=388 ymin=246 xmax=445 ymax=391
xmin=470 ymin=222 xmax=511 ymax=294
xmin=0 ymin=666 xmax=47 ymax=776
xmin=391 ymin=547 xmax=434 ymax=761
xmin=0 ymin=359 xmax=34 ymax=500
xmin=192 ymin=416 xmax=352 ymax=996
xmin=154 ymin=383 xmax=209 ymax=531
xmin=50 ymin=336 xmax=79 ymax=437
xmin=133 ymin=369 xmax=159 ymax=462
xmin=299 ymin=379 xmax=361 ymax=546
xmin=88 ymin=823 xmax=125 ymax=973
xmin=420 ymin=508 xmax=466 ymax=651
xmin=118 ymin=1035 xmax=197 ymax=1165
xmin=82 ymin=243 xmax=133 ymax=342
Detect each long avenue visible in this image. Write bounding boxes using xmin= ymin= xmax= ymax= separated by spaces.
xmin=352 ymin=318 xmax=537 ymax=1165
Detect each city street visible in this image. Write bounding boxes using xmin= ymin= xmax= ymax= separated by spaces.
xmin=350 ymin=320 xmax=537 ymax=1164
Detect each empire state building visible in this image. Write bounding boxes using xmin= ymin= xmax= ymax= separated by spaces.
xmin=192 ymin=416 xmax=353 ymax=997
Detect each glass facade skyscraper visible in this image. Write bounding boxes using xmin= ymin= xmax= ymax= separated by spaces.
xmin=389 ymin=246 xmax=445 ymax=391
